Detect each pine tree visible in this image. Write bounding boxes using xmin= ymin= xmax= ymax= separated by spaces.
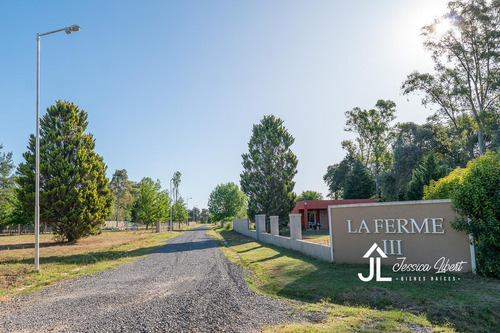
xmin=17 ymin=101 xmax=112 ymax=242
xmin=406 ymin=151 xmax=449 ymax=200
xmin=240 ymin=115 xmax=298 ymax=221
xmin=344 ymin=159 xmax=375 ymax=199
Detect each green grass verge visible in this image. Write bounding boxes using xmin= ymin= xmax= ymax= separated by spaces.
xmin=0 ymin=225 xmax=198 ymax=299
xmin=212 ymin=229 xmax=500 ymax=333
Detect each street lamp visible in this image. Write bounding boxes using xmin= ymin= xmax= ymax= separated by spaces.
xmin=35 ymin=25 xmax=81 ymax=272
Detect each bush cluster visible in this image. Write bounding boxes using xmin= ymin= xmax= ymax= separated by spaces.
xmin=424 ymin=151 xmax=500 ymax=277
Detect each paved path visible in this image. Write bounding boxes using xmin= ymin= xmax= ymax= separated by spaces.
xmin=0 ymin=226 xmax=310 ymax=332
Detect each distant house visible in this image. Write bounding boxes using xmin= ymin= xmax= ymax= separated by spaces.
xmin=292 ymin=199 xmax=376 ymax=230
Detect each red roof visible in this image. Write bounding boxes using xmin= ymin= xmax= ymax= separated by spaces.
xmin=292 ymin=199 xmax=376 ymax=213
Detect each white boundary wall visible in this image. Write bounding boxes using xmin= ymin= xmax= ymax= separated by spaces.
xmin=232 ymin=215 xmax=332 ymax=262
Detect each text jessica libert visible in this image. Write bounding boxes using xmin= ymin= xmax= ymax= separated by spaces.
xmin=392 ymin=257 xmax=467 ymax=274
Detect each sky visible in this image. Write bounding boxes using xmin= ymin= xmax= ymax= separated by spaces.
xmin=0 ymin=0 xmax=450 ymax=210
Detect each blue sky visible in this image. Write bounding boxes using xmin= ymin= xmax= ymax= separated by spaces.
xmin=0 ymin=0 xmax=449 ymax=210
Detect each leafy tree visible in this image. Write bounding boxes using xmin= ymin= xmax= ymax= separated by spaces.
xmin=0 ymin=144 xmax=15 ymax=193
xmin=406 ymin=151 xmax=450 ymax=200
xmin=240 ymin=115 xmax=298 ymax=220
xmin=172 ymin=171 xmax=181 ymax=203
xmin=200 ymin=208 xmax=210 ymax=223
xmin=208 ymin=182 xmax=247 ymax=222
xmin=295 ymin=190 xmax=323 ymax=202
xmin=402 ymin=0 xmax=500 ymax=155
xmin=344 ymin=100 xmax=397 ymax=197
xmin=0 ymin=144 xmax=16 ymax=226
xmin=343 ymin=159 xmax=375 ymax=199
xmin=135 ymin=177 xmax=170 ymax=230
xmin=323 ymin=151 xmax=355 ymax=199
xmin=17 ymin=101 xmax=112 ymax=242
xmin=188 ymin=206 xmax=200 ymax=222
xmin=109 ymin=169 xmax=133 ymax=223
xmin=172 ymin=196 xmax=187 ymax=224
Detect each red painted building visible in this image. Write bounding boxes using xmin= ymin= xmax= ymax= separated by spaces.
xmin=292 ymin=199 xmax=376 ymax=230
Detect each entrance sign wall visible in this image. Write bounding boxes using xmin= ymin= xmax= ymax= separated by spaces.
xmin=329 ymin=200 xmax=474 ymax=272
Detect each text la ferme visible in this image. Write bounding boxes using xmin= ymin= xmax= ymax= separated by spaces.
xmin=347 ymin=218 xmax=445 ymax=234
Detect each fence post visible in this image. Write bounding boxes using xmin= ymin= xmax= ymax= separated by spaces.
xmin=270 ymin=216 xmax=279 ymax=236
xmin=289 ymin=214 xmax=302 ymax=240
xmin=255 ymin=214 xmax=266 ymax=241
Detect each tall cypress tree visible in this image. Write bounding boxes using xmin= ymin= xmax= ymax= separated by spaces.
xmin=17 ymin=101 xmax=112 ymax=242
xmin=240 ymin=115 xmax=298 ymax=221
xmin=344 ymin=159 xmax=375 ymax=199
xmin=406 ymin=151 xmax=449 ymax=200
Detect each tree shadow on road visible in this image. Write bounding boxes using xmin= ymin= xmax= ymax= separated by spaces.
xmin=1 ymin=237 xmax=218 ymax=267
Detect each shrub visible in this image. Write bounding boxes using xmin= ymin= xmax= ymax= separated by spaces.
xmin=425 ymin=151 xmax=500 ymax=277
xmin=451 ymin=151 xmax=500 ymax=277
xmin=423 ymin=167 xmax=464 ymax=200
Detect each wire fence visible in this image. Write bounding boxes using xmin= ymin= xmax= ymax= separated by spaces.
xmin=0 ymin=221 xmax=195 ymax=237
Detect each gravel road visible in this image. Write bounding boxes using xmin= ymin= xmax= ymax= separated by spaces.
xmin=0 ymin=225 xmax=314 ymax=332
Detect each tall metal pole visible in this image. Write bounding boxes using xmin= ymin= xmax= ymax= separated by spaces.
xmin=170 ymin=178 xmax=173 ymax=231
xmin=34 ymin=25 xmax=81 ymax=272
xmin=35 ymin=34 xmax=41 ymax=272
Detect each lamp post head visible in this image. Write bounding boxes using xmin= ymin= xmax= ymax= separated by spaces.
xmin=65 ymin=25 xmax=81 ymax=34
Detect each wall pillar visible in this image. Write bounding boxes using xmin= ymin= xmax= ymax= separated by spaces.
xmin=270 ymin=216 xmax=279 ymax=236
xmin=290 ymin=214 xmax=302 ymax=240
xmin=255 ymin=214 xmax=266 ymax=241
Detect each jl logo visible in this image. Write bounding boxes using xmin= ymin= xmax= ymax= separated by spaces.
xmin=358 ymin=243 xmax=392 ymax=282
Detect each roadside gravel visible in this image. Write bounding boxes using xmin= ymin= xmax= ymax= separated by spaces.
xmin=0 ymin=225 xmax=316 ymax=332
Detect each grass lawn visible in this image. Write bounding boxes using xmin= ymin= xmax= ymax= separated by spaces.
xmin=278 ymin=229 xmax=330 ymax=246
xmin=213 ymin=229 xmax=500 ymax=333
xmin=0 ymin=225 xmax=198 ymax=299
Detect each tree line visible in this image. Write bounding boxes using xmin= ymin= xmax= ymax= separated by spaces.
xmin=325 ymin=0 xmax=499 ymax=202
xmin=0 ymin=101 xmax=208 ymax=242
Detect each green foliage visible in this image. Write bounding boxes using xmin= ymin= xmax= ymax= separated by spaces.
xmin=135 ymin=177 xmax=170 ymax=227
xmin=423 ymin=167 xmax=464 ymax=200
xmin=172 ymin=196 xmax=187 ymax=222
xmin=172 ymin=171 xmax=181 ymax=203
xmin=200 ymin=208 xmax=210 ymax=223
xmin=382 ymin=122 xmax=435 ymax=200
xmin=406 ymin=151 xmax=449 ymax=200
xmin=323 ymin=152 xmax=354 ymax=199
xmin=109 ymin=169 xmax=134 ymax=222
xmin=343 ymin=159 xmax=375 ymax=199
xmin=295 ymin=190 xmax=323 ymax=202
xmin=424 ymin=151 xmax=500 ymax=277
xmin=344 ymin=100 xmax=397 ymax=197
xmin=402 ymin=0 xmax=500 ymax=155
xmin=208 ymin=182 xmax=247 ymax=222
xmin=240 ymin=115 xmax=298 ymax=220
xmin=16 ymin=101 xmax=112 ymax=242
xmin=188 ymin=206 xmax=200 ymax=222
xmin=0 ymin=187 xmax=17 ymax=227
xmin=0 ymin=144 xmax=16 ymax=226
xmin=451 ymin=151 xmax=500 ymax=277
